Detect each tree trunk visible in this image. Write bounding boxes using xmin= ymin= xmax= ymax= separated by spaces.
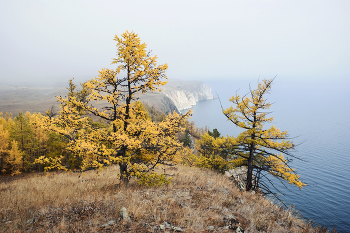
xmin=0 ymin=156 xmax=3 ymax=175
xmin=21 ymin=123 xmax=25 ymax=172
xmin=246 ymin=142 xmax=255 ymax=191
xmin=246 ymin=110 xmax=257 ymax=191
xmin=118 ymin=66 xmax=131 ymax=185
xmin=119 ymin=161 xmax=128 ymax=184
xmin=246 ymin=158 xmax=253 ymax=191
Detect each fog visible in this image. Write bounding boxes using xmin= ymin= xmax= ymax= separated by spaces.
xmin=0 ymin=0 xmax=349 ymax=87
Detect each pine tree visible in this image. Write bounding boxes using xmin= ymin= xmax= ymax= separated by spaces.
xmin=182 ymin=129 xmax=192 ymax=147
xmin=208 ymin=128 xmax=221 ymax=139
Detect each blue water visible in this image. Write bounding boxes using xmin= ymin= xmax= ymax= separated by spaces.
xmin=182 ymin=79 xmax=350 ymax=232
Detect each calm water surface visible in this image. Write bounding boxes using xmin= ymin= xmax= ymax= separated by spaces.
xmin=182 ymin=79 xmax=350 ymax=232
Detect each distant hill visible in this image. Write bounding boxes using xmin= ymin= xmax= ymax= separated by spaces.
xmin=0 ymin=80 xmax=214 ymax=116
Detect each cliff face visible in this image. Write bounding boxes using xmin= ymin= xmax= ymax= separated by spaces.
xmin=140 ymin=92 xmax=178 ymax=114
xmin=139 ymin=80 xmax=214 ymax=113
xmin=161 ymin=80 xmax=214 ymax=111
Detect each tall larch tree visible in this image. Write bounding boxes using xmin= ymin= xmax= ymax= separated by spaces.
xmin=0 ymin=115 xmax=23 ymax=175
xmin=10 ymin=111 xmax=33 ymax=172
xmin=44 ymin=31 xmax=190 ymax=184
xmin=222 ymin=79 xmax=306 ymax=193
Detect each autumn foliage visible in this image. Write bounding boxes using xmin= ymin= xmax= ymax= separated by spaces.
xmin=0 ymin=111 xmax=67 ymax=175
xmin=31 ymin=31 xmax=190 ymax=185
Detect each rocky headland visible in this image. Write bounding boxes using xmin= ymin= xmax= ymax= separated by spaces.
xmin=161 ymin=80 xmax=214 ymax=111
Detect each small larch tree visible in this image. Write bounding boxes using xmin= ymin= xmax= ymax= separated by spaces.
xmin=222 ymin=79 xmax=306 ymax=193
xmin=195 ymin=132 xmax=239 ymax=173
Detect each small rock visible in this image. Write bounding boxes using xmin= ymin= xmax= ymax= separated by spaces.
xmin=251 ymin=190 xmax=255 ymax=195
xmin=164 ymin=221 xmax=171 ymax=228
xmin=25 ymin=217 xmax=36 ymax=225
xmin=120 ymin=207 xmax=131 ymax=222
xmin=222 ymin=226 xmax=230 ymax=230
xmin=120 ymin=207 xmax=128 ymax=219
xmin=238 ymin=182 xmax=244 ymax=191
xmin=159 ymin=224 xmax=165 ymax=230
xmin=235 ymin=226 xmax=244 ymax=233
xmin=225 ymin=171 xmax=232 ymax=177
xmin=172 ymin=226 xmax=184 ymax=232
xmin=225 ymin=215 xmax=235 ymax=220
xmin=102 ymin=220 xmax=116 ymax=227
xmin=207 ymin=226 xmax=215 ymax=230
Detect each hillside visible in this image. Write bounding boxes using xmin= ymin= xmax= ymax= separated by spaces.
xmin=0 ymin=85 xmax=63 ymax=115
xmin=0 ymin=79 xmax=213 ymax=116
xmin=0 ymin=165 xmax=331 ymax=232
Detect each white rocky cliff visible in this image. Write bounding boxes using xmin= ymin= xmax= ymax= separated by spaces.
xmin=161 ymin=80 xmax=214 ymax=111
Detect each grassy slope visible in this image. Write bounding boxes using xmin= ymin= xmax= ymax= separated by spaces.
xmin=0 ymin=165 xmax=330 ymax=232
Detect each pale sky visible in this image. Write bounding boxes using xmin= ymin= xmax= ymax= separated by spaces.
xmin=0 ymin=0 xmax=349 ymax=86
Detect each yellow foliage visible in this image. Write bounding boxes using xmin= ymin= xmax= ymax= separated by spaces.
xmin=177 ymin=147 xmax=197 ymax=166
xmin=0 ymin=120 xmax=24 ymax=175
xmin=6 ymin=140 xmax=23 ymax=175
xmin=196 ymin=132 xmax=238 ymax=160
xmin=193 ymin=132 xmax=241 ymax=173
xmin=34 ymin=156 xmax=67 ymax=172
xmin=0 ymin=124 xmax=10 ymax=155
xmin=35 ymin=31 xmax=190 ymax=186
xmin=136 ymin=172 xmax=171 ymax=187
xmin=195 ymin=154 xmax=230 ymax=174
xmin=267 ymin=154 xmax=306 ymax=189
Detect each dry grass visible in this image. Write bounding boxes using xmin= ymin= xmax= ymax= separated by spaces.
xmin=0 ymin=165 xmax=333 ymax=232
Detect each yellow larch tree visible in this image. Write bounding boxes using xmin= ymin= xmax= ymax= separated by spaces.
xmin=195 ymin=132 xmax=241 ymax=173
xmin=222 ymin=79 xmax=306 ymax=193
xmin=42 ymin=31 xmax=191 ymax=185
xmin=0 ymin=117 xmax=23 ymax=175
xmin=5 ymin=140 xmax=23 ymax=175
xmin=0 ymin=124 xmax=9 ymax=175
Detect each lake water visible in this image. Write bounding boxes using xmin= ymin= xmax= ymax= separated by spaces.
xmin=182 ymin=79 xmax=350 ymax=232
